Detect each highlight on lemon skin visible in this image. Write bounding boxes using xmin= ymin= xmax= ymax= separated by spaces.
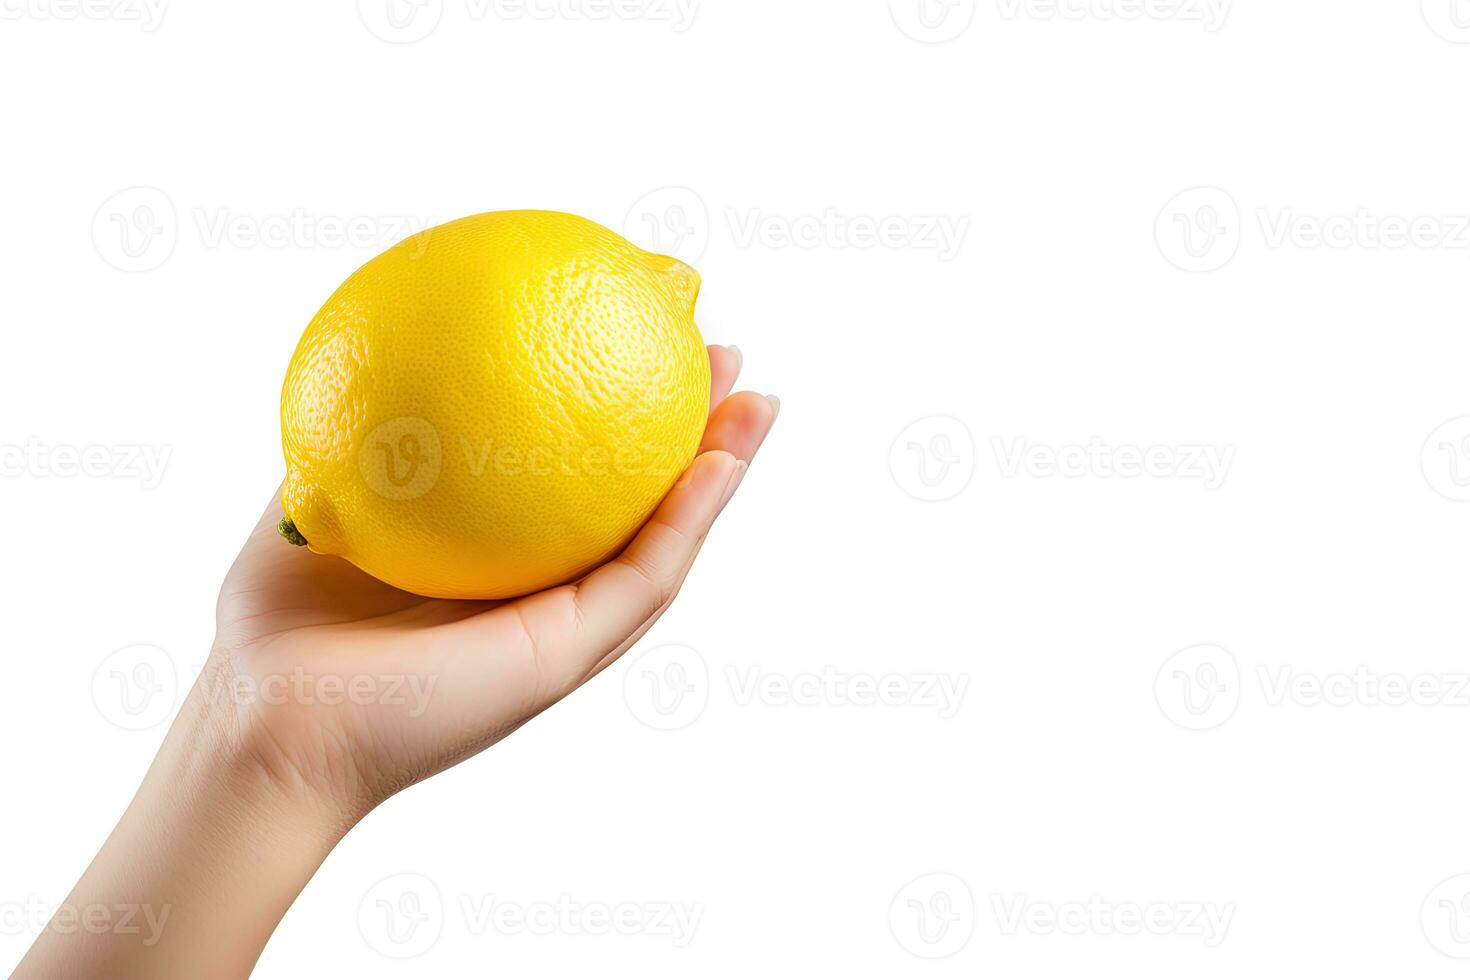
xmin=278 ymin=210 xmax=711 ymax=600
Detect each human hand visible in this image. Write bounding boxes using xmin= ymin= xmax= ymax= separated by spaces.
xmin=209 ymin=343 xmax=776 ymax=823
xmin=13 ymin=344 xmax=775 ymax=980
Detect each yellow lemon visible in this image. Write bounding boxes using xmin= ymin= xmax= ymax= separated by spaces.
xmin=278 ymin=210 xmax=710 ymax=599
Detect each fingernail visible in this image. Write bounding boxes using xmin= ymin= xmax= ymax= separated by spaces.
xmin=717 ymin=459 xmax=748 ymax=512
xmin=765 ymin=394 xmax=781 ymax=421
xmin=725 ymin=344 xmax=743 ymax=370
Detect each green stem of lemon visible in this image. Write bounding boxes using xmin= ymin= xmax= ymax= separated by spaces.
xmin=278 ymin=518 xmax=308 ymax=547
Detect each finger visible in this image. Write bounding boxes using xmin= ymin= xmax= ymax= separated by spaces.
xmin=561 ymin=390 xmax=777 ymax=654
xmin=576 ymin=394 xmax=776 ymax=677
xmin=708 ymin=344 xmax=741 ymax=411
xmin=557 ymin=390 xmax=777 ymax=662
xmin=576 ymin=531 xmax=709 ymax=685
xmin=699 ymin=390 xmax=779 ymax=462
xmin=448 ymin=449 xmax=744 ymax=704
xmin=575 ymin=449 xmax=741 ymax=635
xmin=438 ymin=385 xmax=776 ymax=715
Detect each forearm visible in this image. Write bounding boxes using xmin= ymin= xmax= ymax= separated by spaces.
xmin=14 ymin=675 xmax=349 ymax=980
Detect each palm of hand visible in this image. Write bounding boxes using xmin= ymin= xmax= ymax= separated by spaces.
xmin=205 ymin=346 xmax=772 ymax=816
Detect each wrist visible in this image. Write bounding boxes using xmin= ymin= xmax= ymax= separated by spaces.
xmin=177 ymin=650 xmax=369 ymax=846
xmin=14 ymin=654 xmax=354 ymax=980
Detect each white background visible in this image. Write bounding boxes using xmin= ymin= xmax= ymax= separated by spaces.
xmin=3 ymin=0 xmax=1470 ymax=976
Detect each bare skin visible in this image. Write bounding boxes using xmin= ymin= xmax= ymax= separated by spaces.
xmin=14 ymin=344 xmax=776 ymax=979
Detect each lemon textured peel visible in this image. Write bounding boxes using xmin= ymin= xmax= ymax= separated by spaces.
xmin=279 ymin=210 xmax=711 ymax=600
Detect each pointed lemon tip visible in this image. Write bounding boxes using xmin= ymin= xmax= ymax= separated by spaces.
xmin=663 ymin=259 xmax=701 ymax=313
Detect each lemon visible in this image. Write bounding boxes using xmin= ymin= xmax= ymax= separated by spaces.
xmin=278 ymin=210 xmax=710 ymax=600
